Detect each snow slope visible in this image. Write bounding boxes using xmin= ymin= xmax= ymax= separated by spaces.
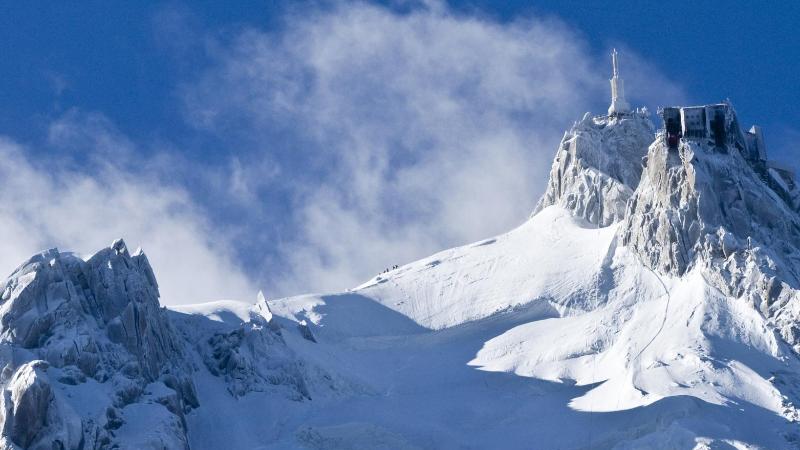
xmin=353 ymin=206 xmax=617 ymax=330
xmin=175 ymin=203 xmax=800 ymax=449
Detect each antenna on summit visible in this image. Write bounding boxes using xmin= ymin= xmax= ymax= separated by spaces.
xmin=608 ymin=49 xmax=631 ymax=116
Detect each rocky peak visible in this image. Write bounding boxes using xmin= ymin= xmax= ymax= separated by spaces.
xmin=621 ymin=135 xmax=800 ymax=351
xmin=0 ymin=240 xmax=197 ymax=449
xmin=534 ymin=110 xmax=655 ymax=227
xmin=536 ymin=104 xmax=800 ymax=352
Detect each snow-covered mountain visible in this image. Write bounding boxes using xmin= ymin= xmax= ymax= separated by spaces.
xmin=2 ymin=106 xmax=800 ymax=449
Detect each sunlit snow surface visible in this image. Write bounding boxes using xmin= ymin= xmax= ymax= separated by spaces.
xmin=171 ymin=206 xmax=800 ymax=449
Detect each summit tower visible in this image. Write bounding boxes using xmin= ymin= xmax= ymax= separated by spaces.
xmin=608 ymin=49 xmax=631 ymax=116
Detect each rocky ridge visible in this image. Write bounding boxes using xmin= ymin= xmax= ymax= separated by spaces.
xmin=0 ymin=240 xmax=322 ymax=449
xmin=621 ymin=132 xmax=800 ymax=353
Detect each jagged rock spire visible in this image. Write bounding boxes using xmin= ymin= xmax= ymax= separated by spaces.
xmin=533 ymin=112 xmax=654 ymax=226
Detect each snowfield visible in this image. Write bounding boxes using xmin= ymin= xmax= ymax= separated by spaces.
xmin=174 ymin=205 xmax=800 ymax=449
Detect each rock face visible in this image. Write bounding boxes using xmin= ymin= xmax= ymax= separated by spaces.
xmin=621 ymin=136 xmax=800 ymax=277
xmin=0 ymin=240 xmax=197 ymax=449
xmin=620 ymin=135 xmax=800 ymax=352
xmin=534 ymin=111 xmax=655 ymax=226
xmin=0 ymin=361 xmax=82 ymax=450
xmin=194 ymin=319 xmax=310 ymax=400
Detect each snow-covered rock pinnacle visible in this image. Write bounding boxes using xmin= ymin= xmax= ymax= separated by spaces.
xmin=0 ymin=241 xmax=198 ymax=448
xmin=534 ymin=111 xmax=654 ymax=226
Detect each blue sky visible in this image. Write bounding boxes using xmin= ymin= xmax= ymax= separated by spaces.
xmin=0 ymin=1 xmax=796 ymax=304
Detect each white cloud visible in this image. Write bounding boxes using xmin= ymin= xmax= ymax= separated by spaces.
xmin=47 ymin=108 xmax=136 ymax=158
xmin=0 ymin=127 xmax=255 ymax=306
xmin=182 ymin=1 xmax=685 ymax=296
xmin=0 ymin=2 xmax=689 ymax=305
